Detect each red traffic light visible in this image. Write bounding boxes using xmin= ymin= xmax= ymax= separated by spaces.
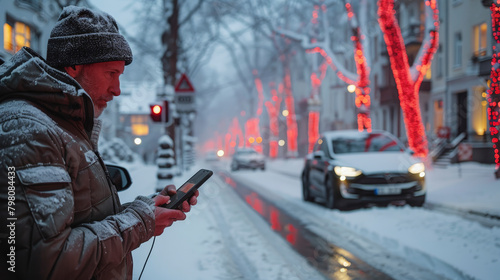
xmin=152 ymin=105 xmax=162 ymax=114
xmin=150 ymin=101 xmax=169 ymax=123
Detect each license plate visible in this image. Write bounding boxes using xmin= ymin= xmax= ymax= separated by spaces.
xmin=375 ymin=187 xmax=401 ymax=195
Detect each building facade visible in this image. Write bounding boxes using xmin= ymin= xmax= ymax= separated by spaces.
xmin=0 ymin=0 xmax=62 ymax=61
xmin=315 ymin=0 xmax=494 ymax=162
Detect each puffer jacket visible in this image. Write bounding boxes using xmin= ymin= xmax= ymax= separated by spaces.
xmin=0 ymin=47 xmax=156 ymax=280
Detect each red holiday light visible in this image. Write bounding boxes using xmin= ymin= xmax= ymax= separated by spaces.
xmin=228 ymin=117 xmax=245 ymax=155
xmin=284 ymin=68 xmax=298 ymax=157
xmin=308 ymin=111 xmax=320 ymax=152
xmin=377 ymin=0 xmax=439 ymax=158
xmin=345 ymin=2 xmax=372 ymax=131
xmin=489 ymin=1 xmax=500 ymax=168
xmin=265 ymin=81 xmax=282 ymax=158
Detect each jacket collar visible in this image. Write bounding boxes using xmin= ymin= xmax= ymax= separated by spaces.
xmin=0 ymin=47 xmax=94 ymax=134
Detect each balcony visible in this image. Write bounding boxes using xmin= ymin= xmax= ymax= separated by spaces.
xmin=420 ymin=80 xmax=431 ymax=92
xmin=477 ymin=56 xmax=492 ymax=77
xmin=379 ymin=86 xmax=399 ymax=105
xmin=401 ymin=24 xmax=424 ymax=47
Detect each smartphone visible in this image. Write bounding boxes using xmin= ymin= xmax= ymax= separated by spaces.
xmin=161 ymin=169 xmax=213 ymax=209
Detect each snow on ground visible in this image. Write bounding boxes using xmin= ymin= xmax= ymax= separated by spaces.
xmin=118 ymin=162 xmax=323 ymax=280
xmin=248 ymin=159 xmax=500 ymax=280
xmin=118 ymin=159 xmax=500 ymax=280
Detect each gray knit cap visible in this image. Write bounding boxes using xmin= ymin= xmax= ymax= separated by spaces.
xmin=46 ymin=6 xmax=132 ymax=68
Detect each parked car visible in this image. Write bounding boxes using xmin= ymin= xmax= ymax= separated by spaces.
xmin=301 ymin=129 xmax=426 ymax=210
xmin=231 ymin=148 xmax=266 ymax=171
xmin=204 ymin=150 xmax=219 ymax=162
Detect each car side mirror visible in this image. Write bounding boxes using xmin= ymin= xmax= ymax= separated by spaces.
xmin=313 ymin=151 xmax=325 ymax=159
xmin=106 ymin=164 xmax=132 ymax=192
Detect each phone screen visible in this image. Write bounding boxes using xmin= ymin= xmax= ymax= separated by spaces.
xmin=179 ymin=182 xmax=195 ymax=193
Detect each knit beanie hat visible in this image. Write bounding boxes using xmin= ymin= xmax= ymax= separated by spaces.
xmin=46 ymin=6 xmax=132 ymax=68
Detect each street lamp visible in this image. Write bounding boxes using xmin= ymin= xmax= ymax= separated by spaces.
xmin=347 ymin=84 xmax=356 ymax=93
xmin=134 ymin=138 xmax=142 ymax=145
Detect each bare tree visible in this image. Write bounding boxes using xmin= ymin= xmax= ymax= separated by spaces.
xmin=378 ymin=0 xmax=439 ymax=158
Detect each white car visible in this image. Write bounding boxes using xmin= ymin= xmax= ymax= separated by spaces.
xmin=301 ymin=130 xmax=426 ymax=210
xmin=231 ymin=148 xmax=266 ymax=171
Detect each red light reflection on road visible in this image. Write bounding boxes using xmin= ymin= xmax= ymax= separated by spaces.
xmin=270 ymin=207 xmax=282 ymax=231
xmin=286 ymin=224 xmax=297 ymax=245
xmin=224 ymin=176 xmax=236 ymax=188
xmin=216 ymin=171 xmax=391 ymax=279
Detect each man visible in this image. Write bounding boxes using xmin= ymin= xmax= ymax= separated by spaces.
xmin=0 ymin=6 xmax=197 ymax=279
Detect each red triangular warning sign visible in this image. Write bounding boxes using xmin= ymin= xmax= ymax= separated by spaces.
xmin=174 ymin=74 xmax=195 ymax=92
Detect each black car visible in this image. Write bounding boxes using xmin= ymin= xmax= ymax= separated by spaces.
xmin=301 ymin=130 xmax=426 ymax=210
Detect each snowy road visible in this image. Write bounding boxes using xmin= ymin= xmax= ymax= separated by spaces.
xmin=119 ymin=160 xmax=499 ymax=280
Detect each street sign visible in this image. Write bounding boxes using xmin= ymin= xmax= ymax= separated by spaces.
xmin=437 ymin=126 xmax=450 ymax=139
xmin=175 ymin=74 xmax=195 ymax=112
xmin=174 ymin=73 xmax=195 ymax=92
xmin=458 ymin=143 xmax=473 ymax=162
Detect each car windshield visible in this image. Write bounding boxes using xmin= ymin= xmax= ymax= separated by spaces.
xmin=331 ymin=133 xmax=404 ymax=154
xmin=237 ymin=150 xmax=257 ymax=155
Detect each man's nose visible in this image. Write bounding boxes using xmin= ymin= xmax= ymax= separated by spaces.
xmin=110 ymin=78 xmax=121 ymax=96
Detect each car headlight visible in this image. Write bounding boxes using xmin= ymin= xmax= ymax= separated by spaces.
xmin=334 ymin=166 xmax=362 ymax=178
xmin=408 ymin=163 xmax=425 ymax=174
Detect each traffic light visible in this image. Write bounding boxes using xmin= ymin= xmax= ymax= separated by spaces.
xmin=150 ymin=100 xmax=169 ymax=123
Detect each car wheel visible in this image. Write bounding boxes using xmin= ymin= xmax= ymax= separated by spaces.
xmin=261 ymin=166 xmax=265 ymax=171
xmin=231 ymin=162 xmax=238 ymax=171
xmin=325 ymin=179 xmax=336 ymax=209
xmin=407 ymin=195 xmax=426 ymax=207
xmin=301 ymin=172 xmax=313 ymax=202
xmin=325 ymin=176 xmax=345 ymax=210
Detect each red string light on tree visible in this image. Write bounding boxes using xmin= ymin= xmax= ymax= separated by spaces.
xmin=283 ymin=68 xmax=298 ymax=157
xmin=489 ymin=1 xmax=500 ymax=168
xmin=346 ymin=2 xmax=372 ymax=132
xmin=377 ymin=0 xmax=439 ymax=158
xmin=265 ymin=82 xmax=281 ymax=158
xmin=229 ymin=117 xmax=245 ymax=154
xmin=308 ymin=111 xmax=320 ymax=152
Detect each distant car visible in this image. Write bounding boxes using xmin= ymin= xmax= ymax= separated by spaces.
xmin=231 ymin=148 xmax=266 ymax=171
xmin=301 ymin=130 xmax=426 ymax=210
xmin=204 ymin=150 xmax=219 ymax=162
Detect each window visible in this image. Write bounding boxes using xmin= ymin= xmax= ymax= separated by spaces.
xmin=4 ymin=19 xmax=32 ymax=53
xmin=425 ymin=68 xmax=431 ymax=80
xmin=321 ymin=139 xmax=330 ymax=158
xmin=131 ymin=115 xmax=149 ymax=136
xmin=436 ymin=45 xmax=443 ymax=78
xmin=454 ymin=32 xmax=462 ymax=67
xmin=331 ymin=133 xmax=404 ymax=154
xmin=473 ymin=23 xmax=488 ymax=57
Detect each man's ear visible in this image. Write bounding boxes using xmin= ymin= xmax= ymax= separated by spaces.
xmin=64 ymin=65 xmax=83 ymax=78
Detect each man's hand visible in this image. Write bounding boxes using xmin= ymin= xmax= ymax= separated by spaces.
xmin=151 ymin=185 xmax=199 ymax=236
xmin=157 ymin=184 xmax=199 ymax=212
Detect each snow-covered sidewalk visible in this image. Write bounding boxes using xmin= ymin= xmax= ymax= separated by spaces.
xmin=118 ymin=163 xmax=323 ymax=280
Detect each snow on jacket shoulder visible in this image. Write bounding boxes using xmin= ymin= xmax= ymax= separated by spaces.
xmin=0 ymin=47 xmax=156 ymax=280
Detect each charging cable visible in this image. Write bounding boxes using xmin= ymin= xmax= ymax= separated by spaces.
xmin=138 ymin=236 xmax=156 ymax=280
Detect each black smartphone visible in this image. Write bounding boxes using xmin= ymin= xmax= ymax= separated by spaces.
xmin=161 ymin=169 xmax=213 ymax=209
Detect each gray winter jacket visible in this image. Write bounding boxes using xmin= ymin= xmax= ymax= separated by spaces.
xmin=0 ymin=47 xmax=156 ymax=280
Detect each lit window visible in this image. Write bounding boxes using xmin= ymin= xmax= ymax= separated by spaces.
xmin=436 ymin=45 xmax=443 ymax=78
xmin=3 ymin=23 xmax=13 ymax=52
xmin=3 ymin=21 xmax=32 ymax=53
xmin=425 ymin=68 xmax=431 ymax=80
xmin=131 ymin=115 xmax=149 ymax=136
xmin=473 ymin=23 xmax=488 ymax=57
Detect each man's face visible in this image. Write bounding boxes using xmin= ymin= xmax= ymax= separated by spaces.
xmin=70 ymin=61 xmax=125 ymax=118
